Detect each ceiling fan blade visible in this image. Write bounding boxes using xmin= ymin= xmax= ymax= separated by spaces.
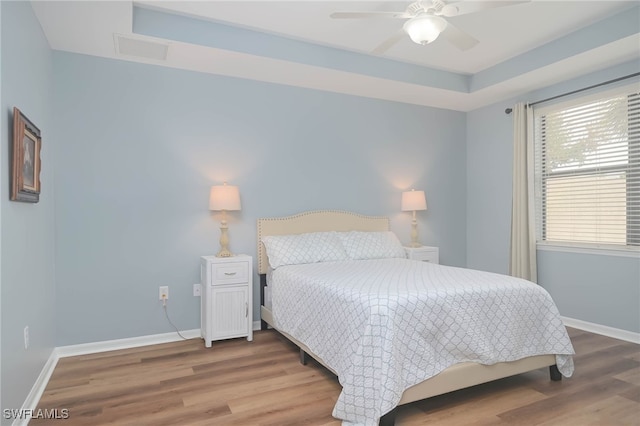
xmin=372 ymin=31 xmax=406 ymax=54
xmin=330 ymin=11 xmax=411 ymax=19
xmin=441 ymin=1 xmax=529 ymax=17
xmin=440 ymin=22 xmax=479 ymax=51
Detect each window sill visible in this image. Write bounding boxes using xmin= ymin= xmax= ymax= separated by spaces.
xmin=537 ymin=243 xmax=640 ymax=258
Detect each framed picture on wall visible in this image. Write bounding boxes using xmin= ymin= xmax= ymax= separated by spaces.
xmin=11 ymin=107 xmax=41 ymax=203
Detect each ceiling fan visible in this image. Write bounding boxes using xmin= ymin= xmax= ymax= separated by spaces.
xmin=330 ymin=0 xmax=529 ymax=54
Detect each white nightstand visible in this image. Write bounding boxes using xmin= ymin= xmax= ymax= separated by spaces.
xmin=404 ymin=246 xmax=439 ymax=264
xmin=200 ymin=254 xmax=253 ymax=348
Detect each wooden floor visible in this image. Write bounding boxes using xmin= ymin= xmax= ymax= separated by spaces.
xmin=34 ymin=327 xmax=639 ymax=425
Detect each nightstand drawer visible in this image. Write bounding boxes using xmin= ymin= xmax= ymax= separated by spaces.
xmin=404 ymin=246 xmax=439 ymax=264
xmin=211 ymin=262 xmax=249 ymax=284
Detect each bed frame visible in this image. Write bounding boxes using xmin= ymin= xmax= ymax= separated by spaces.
xmin=257 ymin=210 xmax=560 ymax=425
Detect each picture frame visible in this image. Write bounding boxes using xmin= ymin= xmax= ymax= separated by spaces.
xmin=11 ymin=107 xmax=41 ymax=203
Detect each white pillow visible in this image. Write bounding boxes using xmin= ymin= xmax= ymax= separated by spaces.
xmin=261 ymin=231 xmax=349 ymax=269
xmin=338 ymin=231 xmax=406 ymax=260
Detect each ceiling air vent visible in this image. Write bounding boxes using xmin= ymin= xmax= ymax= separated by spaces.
xmin=114 ymin=34 xmax=169 ymax=61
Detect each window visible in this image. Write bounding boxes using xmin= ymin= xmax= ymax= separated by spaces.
xmin=533 ymin=83 xmax=639 ymax=250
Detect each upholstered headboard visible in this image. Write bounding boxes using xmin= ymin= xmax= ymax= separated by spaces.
xmin=256 ymin=210 xmax=389 ymax=274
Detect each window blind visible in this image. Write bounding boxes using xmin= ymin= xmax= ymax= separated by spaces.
xmin=533 ymin=83 xmax=640 ymax=249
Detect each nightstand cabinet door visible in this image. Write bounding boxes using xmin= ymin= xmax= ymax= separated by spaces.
xmin=210 ymin=285 xmax=249 ymax=340
xmin=201 ymin=254 xmax=253 ymax=348
xmin=404 ymin=246 xmax=440 ymax=264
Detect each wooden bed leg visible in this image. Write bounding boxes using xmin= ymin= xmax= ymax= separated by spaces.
xmin=379 ymin=408 xmax=397 ymax=426
xmin=549 ymin=364 xmax=562 ymax=381
xmin=300 ymin=348 xmax=308 ymax=366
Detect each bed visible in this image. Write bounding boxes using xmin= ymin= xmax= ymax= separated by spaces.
xmin=257 ymin=210 xmax=574 ymax=425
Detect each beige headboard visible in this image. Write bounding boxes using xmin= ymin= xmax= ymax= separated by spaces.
xmin=257 ymin=210 xmax=390 ymax=274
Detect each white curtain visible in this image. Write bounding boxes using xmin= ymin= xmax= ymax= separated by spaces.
xmin=509 ymin=103 xmax=537 ymax=282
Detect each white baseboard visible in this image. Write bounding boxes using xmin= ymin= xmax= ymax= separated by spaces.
xmin=12 ymin=350 xmax=59 ymax=426
xmin=562 ymin=316 xmax=640 ymax=344
xmin=55 ymin=329 xmax=201 ymax=358
xmin=56 ymin=324 xmax=265 ymax=359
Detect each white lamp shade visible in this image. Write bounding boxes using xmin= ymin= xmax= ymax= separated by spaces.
xmin=401 ymin=189 xmax=427 ymax=211
xmin=403 ymin=15 xmax=447 ymax=45
xmin=209 ymin=183 xmax=241 ymax=211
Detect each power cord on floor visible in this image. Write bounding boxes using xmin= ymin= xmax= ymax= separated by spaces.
xmin=162 ymin=298 xmax=189 ymax=340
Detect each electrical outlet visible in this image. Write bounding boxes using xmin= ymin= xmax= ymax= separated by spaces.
xmin=193 ymin=283 xmax=201 ymax=297
xmin=24 ymin=326 xmax=29 ymax=349
xmin=159 ymin=286 xmax=169 ymax=301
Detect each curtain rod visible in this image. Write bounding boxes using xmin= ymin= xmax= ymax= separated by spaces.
xmin=504 ymin=71 xmax=640 ymax=115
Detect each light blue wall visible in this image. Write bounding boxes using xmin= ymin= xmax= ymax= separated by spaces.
xmin=466 ymin=60 xmax=640 ymax=333
xmin=1 ymin=1 xmax=55 ymax=420
xmin=53 ymin=52 xmax=467 ymax=346
xmin=537 ymin=250 xmax=639 ymax=332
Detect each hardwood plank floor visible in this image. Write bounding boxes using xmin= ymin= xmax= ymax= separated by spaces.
xmin=33 ymin=327 xmax=639 ymax=425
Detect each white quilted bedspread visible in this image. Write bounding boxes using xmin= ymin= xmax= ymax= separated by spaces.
xmin=269 ymin=258 xmax=575 ymax=425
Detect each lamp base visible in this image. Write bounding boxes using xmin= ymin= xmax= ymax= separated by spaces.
xmin=216 ymin=219 xmax=233 ymax=257
xmin=409 ymin=216 xmax=422 ymax=248
xmin=216 ymin=248 xmax=233 ymax=258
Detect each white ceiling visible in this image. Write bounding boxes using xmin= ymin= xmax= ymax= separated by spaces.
xmin=32 ymin=0 xmax=640 ymax=111
xmin=137 ymin=0 xmax=633 ymax=74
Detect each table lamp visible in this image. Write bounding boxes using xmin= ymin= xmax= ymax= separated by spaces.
xmin=401 ymin=189 xmax=427 ymax=248
xmin=209 ymin=182 xmax=241 ymax=257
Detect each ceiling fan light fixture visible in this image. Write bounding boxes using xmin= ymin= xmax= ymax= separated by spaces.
xmin=403 ymin=15 xmax=447 ymax=45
